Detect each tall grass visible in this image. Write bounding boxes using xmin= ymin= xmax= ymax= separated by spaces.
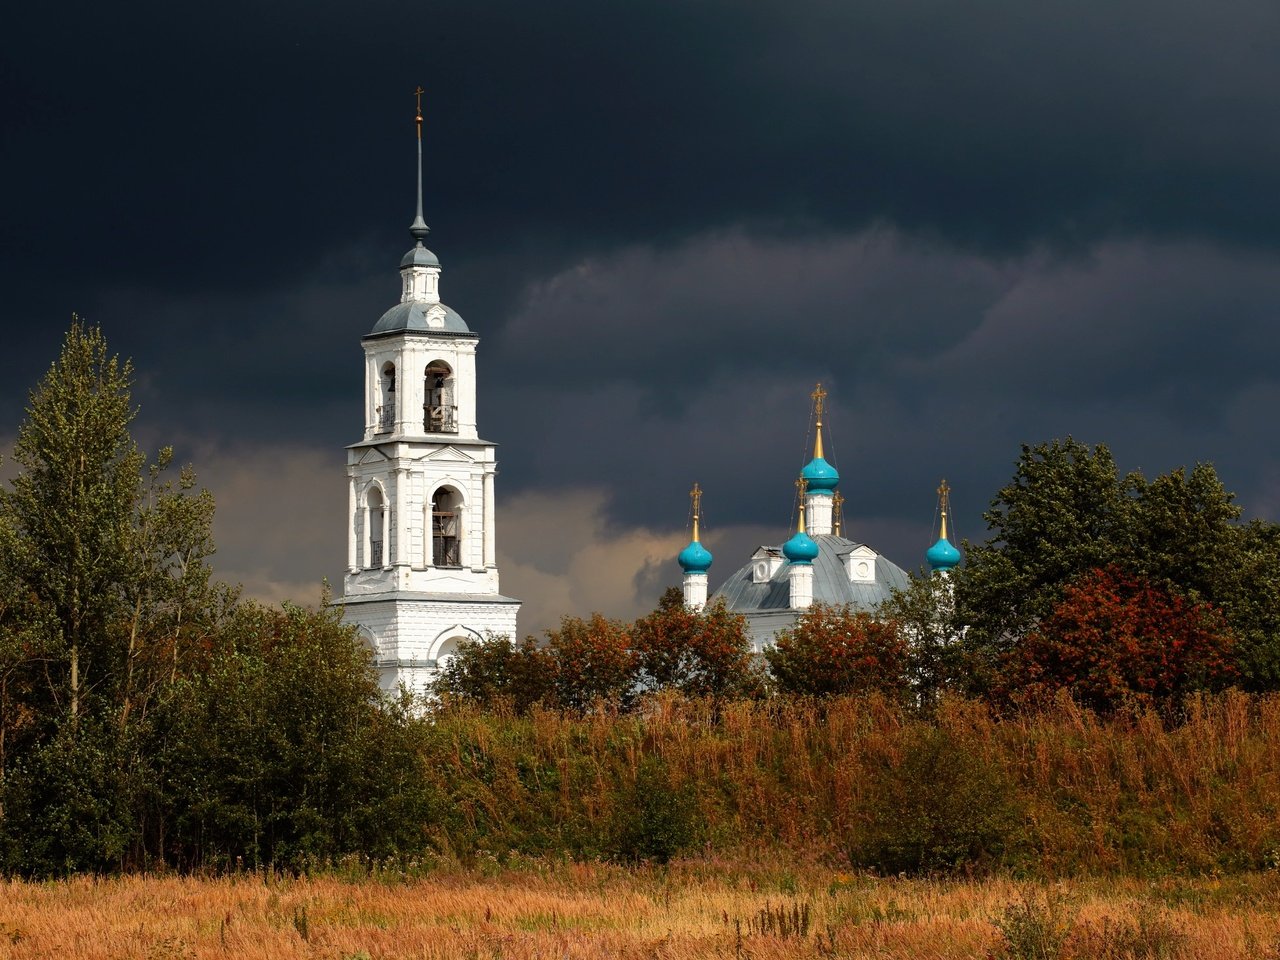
xmin=415 ymin=691 xmax=1280 ymax=875
xmin=1 ymin=866 xmax=1278 ymax=959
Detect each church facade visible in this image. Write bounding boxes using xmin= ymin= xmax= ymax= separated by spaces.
xmin=339 ymin=102 xmax=519 ymax=696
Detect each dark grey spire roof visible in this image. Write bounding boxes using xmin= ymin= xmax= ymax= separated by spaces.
xmin=400 ymin=245 xmax=440 ymax=268
xmin=713 ymin=535 xmax=908 ymax=614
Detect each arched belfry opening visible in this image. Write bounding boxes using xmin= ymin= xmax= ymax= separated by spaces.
xmin=365 ymin=485 xmax=387 ymax=568
xmin=431 ymin=486 xmax=463 ymax=567
xmin=378 ymin=362 xmax=397 ymax=434
xmin=424 ymin=361 xmax=457 ymax=433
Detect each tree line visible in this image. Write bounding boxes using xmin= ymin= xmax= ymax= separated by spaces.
xmin=442 ymin=436 xmax=1278 ymax=717
xmin=2 ymin=323 xmax=1278 ymax=876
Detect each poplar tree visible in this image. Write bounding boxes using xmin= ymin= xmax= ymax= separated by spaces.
xmin=0 ymin=321 xmax=222 ymax=871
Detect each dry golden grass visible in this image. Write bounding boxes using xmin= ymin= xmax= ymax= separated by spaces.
xmin=1 ymin=861 xmax=1278 ymax=959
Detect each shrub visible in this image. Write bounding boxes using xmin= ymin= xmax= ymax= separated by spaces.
xmin=607 ymin=755 xmax=700 ymax=864
xmin=993 ymin=894 xmax=1074 ymax=960
xmin=852 ymin=724 xmax=1024 ymax=874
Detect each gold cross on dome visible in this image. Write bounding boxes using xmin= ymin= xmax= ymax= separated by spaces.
xmin=811 ymin=382 xmax=827 ymax=420
xmin=689 ymin=482 xmax=702 ymax=520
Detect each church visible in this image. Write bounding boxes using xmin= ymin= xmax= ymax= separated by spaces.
xmin=339 ymin=96 xmax=520 ymax=696
xmin=678 ymin=388 xmax=961 ymax=651
xmin=338 ymin=101 xmax=961 ymax=687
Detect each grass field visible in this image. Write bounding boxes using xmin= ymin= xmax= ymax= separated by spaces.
xmin=2 ymin=860 xmax=1279 ymax=959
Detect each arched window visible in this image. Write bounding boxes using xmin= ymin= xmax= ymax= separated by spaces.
xmin=424 ymin=361 xmax=457 ymax=433
xmin=434 ymin=635 xmax=465 ymax=672
xmin=432 ymin=486 xmax=462 ymax=567
xmin=365 ymin=485 xmax=386 ymax=568
xmin=377 ymin=363 xmax=396 ymax=433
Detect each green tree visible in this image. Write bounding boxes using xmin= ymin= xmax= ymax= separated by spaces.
xmin=877 ymin=572 xmax=965 ymax=709
xmin=434 ymin=634 xmax=556 ymax=713
xmin=630 ymin=587 xmax=758 ymax=698
xmin=0 ymin=321 xmax=224 ymax=872
xmin=153 ymin=601 xmax=436 ymax=868
xmin=766 ymin=604 xmax=908 ymax=698
xmin=956 ymin=438 xmax=1130 ymax=672
xmin=957 ymin=438 xmax=1280 ymax=692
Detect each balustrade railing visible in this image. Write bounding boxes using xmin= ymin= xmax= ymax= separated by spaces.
xmin=425 ymin=404 xmax=458 ymax=434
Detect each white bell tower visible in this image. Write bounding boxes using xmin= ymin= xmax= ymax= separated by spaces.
xmin=340 ymin=91 xmax=520 ymax=697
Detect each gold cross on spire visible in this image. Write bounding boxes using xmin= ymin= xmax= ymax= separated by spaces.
xmin=414 ymin=86 xmax=424 ymax=139
xmin=833 ymin=491 xmax=845 ymax=537
xmin=810 ymin=382 xmax=827 ymax=459
xmin=795 ymin=476 xmax=809 ymax=532
xmin=811 ymin=382 xmax=827 ymax=423
xmin=937 ymin=478 xmax=951 ymax=541
xmin=689 ymin=482 xmax=703 ymax=540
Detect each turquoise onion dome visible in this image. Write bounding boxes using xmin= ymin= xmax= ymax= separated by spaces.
xmin=678 ymin=538 xmax=713 ymax=574
xmin=926 ymin=537 xmax=961 ymax=572
xmin=801 ymin=417 xmax=839 ymax=492
xmin=927 ymin=479 xmax=961 ymax=572
xmin=680 ymin=483 xmax=713 ymax=574
xmin=801 ymin=456 xmax=839 ymax=493
xmin=783 ymin=528 xmax=819 ymax=564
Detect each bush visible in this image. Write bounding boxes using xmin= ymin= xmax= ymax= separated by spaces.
xmin=607 ymin=755 xmax=700 ymax=864
xmin=852 ymin=724 xmax=1024 ymax=874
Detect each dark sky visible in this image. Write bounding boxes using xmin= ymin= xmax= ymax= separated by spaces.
xmin=5 ymin=1 xmax=1280 ymax=631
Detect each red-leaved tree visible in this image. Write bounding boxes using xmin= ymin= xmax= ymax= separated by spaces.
xmin=545 ymin=613 xmax=636 ymax=711
xmin=765 ymin=604 xmax=909 ymax=698
xmin=630 ymin=587 xmax=759 ymax=698
xmin=1000 ymin=566 xmax=1237 ymax=713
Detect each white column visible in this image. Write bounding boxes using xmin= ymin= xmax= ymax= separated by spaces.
xmin=381 ymin=493 xmax=392 ymax=569
xmin=347 ymin=475 xmax=358 ymax=572
xmin=484 ymin=468 xmax=496 ymax=569
xmin=806 ymin=493 xmax=833 ymax=536
xmin=394 ymin=466 xmax=408 ymax=566
xmin=683 ymin=572 xmax=708 ymax=611
xmin=789 ymin=563 xmax=814 ymax=609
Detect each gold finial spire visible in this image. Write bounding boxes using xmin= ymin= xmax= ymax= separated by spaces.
xmin=795 ymin=476 xmax=808 ymax=532
xmin=410 ymin=86 xmax=430 ymax=243
xmin=832 ymin=491 xmax=845 ymax=537
xmin=689 ymin=482 xmax=703 ymax=542
xmin=811 ymin=382 xmax=827 ymax=460
xmin=937 ymin=478 xmax=951 ymax=541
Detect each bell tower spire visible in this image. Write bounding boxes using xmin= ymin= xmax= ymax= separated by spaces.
xmin=409 ymin=86 xmax=430 ymax=245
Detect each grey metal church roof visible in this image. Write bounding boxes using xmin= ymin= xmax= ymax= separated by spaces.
xmin=367 ymin=300 xmax=471 ymax=337
xmin=713 ymin=535 xmax=909 ymax=614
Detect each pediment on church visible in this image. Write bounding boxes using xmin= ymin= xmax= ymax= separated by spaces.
xmin=353 ymin=447 xmax=391 ymax=466
xmin=422 ymin=446 xmax=478 ymax=463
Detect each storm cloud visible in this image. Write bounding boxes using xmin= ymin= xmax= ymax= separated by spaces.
xmin=5 ymin=0 xmax=1280 ymax=631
